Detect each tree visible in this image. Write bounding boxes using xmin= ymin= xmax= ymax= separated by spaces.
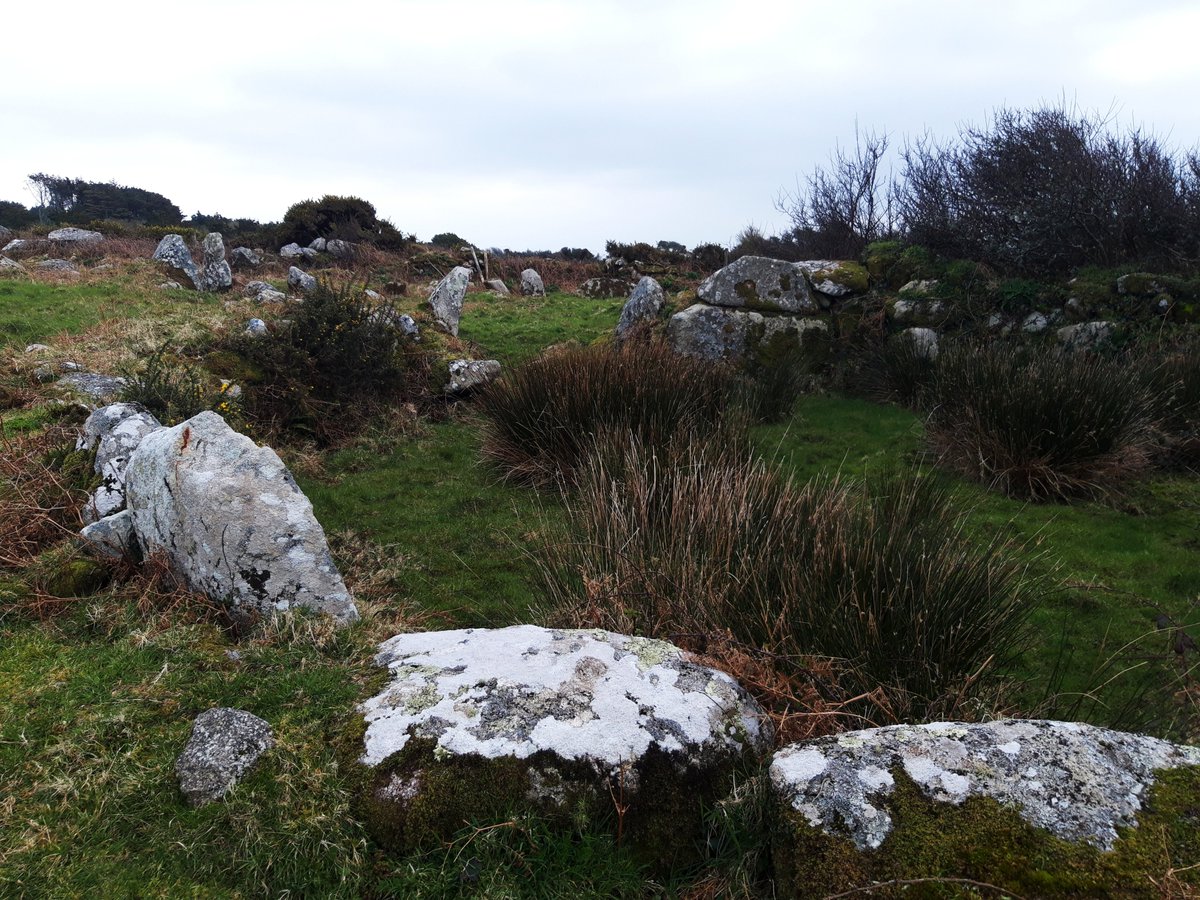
xmin=0 ymin=200 xmax=35 ymax=229
xmin=25 ymin=174 xmax=181 ymax=225
xmin=278 ymin=195 xmax=410 ymax=249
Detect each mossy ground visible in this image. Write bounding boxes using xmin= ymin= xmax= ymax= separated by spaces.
xmin=1 ymin=262 xmax=1198 ymax=896
xmin=773 ymin=766 xmax=1200 ymax=898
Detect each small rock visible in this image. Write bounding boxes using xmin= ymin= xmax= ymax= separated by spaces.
xmin=1021 ymin=312 xmax=1049 ymax=333
xmin=244 ymin=318 xmax=268 ymax=337
xmin=287 ymin=266 xmax=317 ymax=294
xmin=308 ymin=237 xmax=327 ymax=252
xmin=79 ymin=509 xmax=137 ymax=559
xmin=894 ymin=327 xmax=939 ymax=361
xmin=25 ymin=343 xmax=50 ymax=353
xmin=1057 ymin=321 xmax=1114 ymax=351
xmin=520 ymin=268 xmax=545 ymax=297
xmin=175 ymin=708 xmax=274 ymax=807
xmin=2 ymin=239 xmax=26 ymax=253
xmin=279 ymin=242 xmax=304 ymax=259
xmin=363 ymin=289 xmax=383 ymax=301
xmin=579 ymin=276 xmax=635 ymax=299
xmin=485 ymin=278 xmax=510 ymax=295
xmin=899 ymin=279 xmax=939 ymax=297
xmin=59 ymin=373 xmax=127 ymax=403
xmin=158 ymin=281 xmax=182 ymax=290
xmin=446 ymin=359 xmax=501 ymax=393
xmin=243 ymin=280 xmax=274 ymax=297
xmin=230 ymin=247 xmax=261 ymax=270
xmin=0 ymin=256 xmax=25 ymax=273
xmin=326 ymin=239 xmax=352 ymax=260
xmin=299 ymin=247 xmax=318 ymax=262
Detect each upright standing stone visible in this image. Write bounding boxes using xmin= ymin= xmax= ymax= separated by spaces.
xmin=615 ymin=276 xmax=665 ymax=341
xmin=153 ymin=234 xmax=199 ymax=289
xmin=520 ymin=268 xmax=545 ymax=297
xmin=428 ymin=266 xmax=472 ymax=336
xmin=197 ymin=233 xmax=232 ymax=292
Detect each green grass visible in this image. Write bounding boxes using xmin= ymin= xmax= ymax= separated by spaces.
xmin=0 ymin=272 xmax=189 ymax=347
xmin=299 ymin=419 xmax=554 ymax=626
xmin=456 ymin=291 xmax=624 ymax=364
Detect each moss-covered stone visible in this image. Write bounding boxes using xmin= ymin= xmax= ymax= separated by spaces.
xmin=802 ymin=261 xmax=870 ymax=296
xmin=773 ymin=766 xmax=1200 ymax=898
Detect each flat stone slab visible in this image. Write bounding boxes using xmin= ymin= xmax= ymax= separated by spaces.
xmin=698 ymin=255 xmax=815 ymax=313
xmin=770 ymin=719 xmax=1200 ymax=852
xmin=360 ymin=625 xmax=770 ymax=772
xmin=175 ymin=708 xmax=274 ymax=806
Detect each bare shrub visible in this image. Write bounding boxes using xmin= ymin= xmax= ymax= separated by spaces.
xmin=540 ymin=434 xmax=1042 ymax=726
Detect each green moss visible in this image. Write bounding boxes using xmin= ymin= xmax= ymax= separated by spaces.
xmin=773 ymin=766 xmax=1200 ymax=898
xmin=355 ymin=736 xmax=759 ymax=875
xmin=809 ymin=261 xmax=870 ymax=294
xmin=28 ymin=546 xmax=113 ymax=598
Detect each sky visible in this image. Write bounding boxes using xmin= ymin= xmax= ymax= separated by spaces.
xmin=4 ymin=0 xmax=1200 ymax=254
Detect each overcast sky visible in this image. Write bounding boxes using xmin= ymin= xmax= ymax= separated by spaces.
xmin=4 ymin=0 xmax=1200 ymax=253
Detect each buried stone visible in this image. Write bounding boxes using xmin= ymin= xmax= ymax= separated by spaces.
xmin=175 ymin=708 xmax=274 ymax=806
xmin=356 ymin=625 xmax=770 ymax=867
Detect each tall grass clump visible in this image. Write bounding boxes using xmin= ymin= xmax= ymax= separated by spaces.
xmin=540 ymin=433 xmax=1042 ymax=725
xmin=850 ymin=332 xmax=939 ymax=410
xmin=1140 ymin=332 xmax=1200 ymax=468
xmin=925 ymin=342 xmax=1158 ymax=501
xmin=476 ymin=341 xmax=743 ymax=486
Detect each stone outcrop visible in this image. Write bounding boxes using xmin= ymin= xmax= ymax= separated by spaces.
xmin=287 ymin=266 xmax=317 ymax=294
xmin=668 ymin=303 xmax=829 ymax=364
xmin=520 ymin=268 xmax=545 ymax=297
xmin=428 ymin=266 xmax=471 ymax=336
xmin=698 ymin=256 xmax=815 ymax=314
xmin=124 ymin=411 xmax=358 ymax=623
xmin=175 ymin=708 xmax=274 ymax=807
xmin=357 ymin=625 xmax=770 ymax=864
xmin=770 ymin=719 xmax=1200 ymax=897
xmin=615 ymin=276 xmax=664 ymax=341
xmin=48 ymin=227 xmax=102 ymax=243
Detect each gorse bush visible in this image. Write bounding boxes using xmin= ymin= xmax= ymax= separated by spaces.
xmin=540 ymin=435 xmax=1041 ymax=725
xmin=220 ymin=282 xmax=421 ymax=443
xmin=476 ymin=341 xmax=744 ymax=486
xmin=119 ymin=345 xmax=240 ymax=426
xmin=925 ymin=342 xmax=1158 ymax=500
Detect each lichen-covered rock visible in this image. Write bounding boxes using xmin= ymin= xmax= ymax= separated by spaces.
xmin=197 ymin=233 xmax=232 ymax=292
xmin=1058 ymin=320 xmax=1115 ymax=350
xmin=1117 ymin=273 xmax=1163 ymax=297
xmin=2 ymin=239 xmax=26 ymax=253
xmin=153 ymin=234 xmax=199 ymax=288
xmin=520 ymin=268 xmax=545 ymax=297
xmin=279 ymin=242 xmax=304 ymax=259
xmin=357 ymin=625 xmax=770 ymax=865
xmin=1022 ymin=311 xmax=1049 ymax=333
xmin=615 ymin=276 xmax=664 ymax=341
xmin=326 ymin=239 xmax=353 ymax=260
xmin=899 ymin=278 xmax=939 ymax=297
xmin=485 ymin=278 xmax=509 ymax=295
xmin=175 ymin=708 xmax=274 ymax=807
xmin=76 ymin=402 xmax=162 ymax=521
xmin=79 ymin=509 xmax=137 ymax=559
xmin=287 ymin=266 xmax=317 ymax=294
xmin=48 ymin=227 xmax=102 ymax=243
xmin=770 ymin=720 xmax=1200 ymax=898
xmin=795 ymin=260 xmax=869 ymax=298
xmin=0 ymin=256 xmax=25 ymax=273
xmin=893 ymin=326 xmax=938 ymax=361
xmin=229 ymin=246 xmax=261 ymax=270
xmin=308 ymin=237 xmax=327 ymax=252
xmin=699 ymin=256 xmax=815 ymax=313
xmin=579 ymin=276 xmax=634 ymax=299
xmin=244 ymin=318 xmax=268 ymax=337
xmin=667 ymin=303 xmax=829 ymax=363
xmin=428 ymin=266 xmax=471 ymax=336
xmin=890 ymin=298 xmax=946 ymax=328
xmin=124 ymin=411 xmax=358 ymax=623
xmin=57 ymin=372 xmax=127 ymax=404
xmin=445 ymin=359 xmax=500 ymax=393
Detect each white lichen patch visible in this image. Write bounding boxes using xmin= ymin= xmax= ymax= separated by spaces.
xmin=770 ymin=720 xmax=1200 ymax=852
xmin=359 ymin=626 xmax=771 ymax=779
